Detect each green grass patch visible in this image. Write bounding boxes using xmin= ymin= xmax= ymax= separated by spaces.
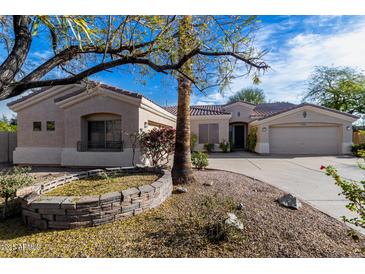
xmin=44 ymin=172 xmax=160 ymax=196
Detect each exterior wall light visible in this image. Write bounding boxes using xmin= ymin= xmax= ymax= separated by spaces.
xmin=302 ymin=111 xmax=307 ymax=118
xmin=346 ymin=125 xmax=351 ymax=131
xmin=237 ymin=111 xmax=240 ymax=117
xmin=144 ymin=121 xmax=148 ymax=129
xmin=262 ymin=127 xmax=267 ymax=132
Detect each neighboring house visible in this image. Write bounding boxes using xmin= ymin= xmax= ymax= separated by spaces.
xmin=7 ymin=82 xmax=176 ymax=167
xmin=8 ymin=82 xmax=358 ymax=167
xmin=164 ymin=101 xmax=358 ymax=155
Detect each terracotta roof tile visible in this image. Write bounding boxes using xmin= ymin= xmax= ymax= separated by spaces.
xmin=7 ymin=87 xmax=52 ymax=107
xmin=162 ymin=105 xmax=230 ymax=116
xmin=251 ymin=102 xmax=296 ymax=119
xmin=8 ymin=83 xmax=357 ymax=120
xmin=7 ymin=81 xmax=168 ymax=114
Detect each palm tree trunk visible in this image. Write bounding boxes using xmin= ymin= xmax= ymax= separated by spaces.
xmin=2 ymin=197 xmax=8 ymax=219
xmin=172 ymin=16 xmax=195 ymax=184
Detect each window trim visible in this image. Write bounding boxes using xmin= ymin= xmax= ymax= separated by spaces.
xmin=198 ymin=123 xmax=219 ymax=144
xmin=46 ymin=121 xmax=55 ymax=131
xmin=84 ymin=119 xmax=123 ymax=151
xmin=33 ymin=121 xmax=42 ymax=131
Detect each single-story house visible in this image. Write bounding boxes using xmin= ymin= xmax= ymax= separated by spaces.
xmin=8 ymin=82 xmax=176 ymax=167
xmin=8 ymin=82 xmax=358 ymax=167
xmin=164 ymin=100 xmax=358 ymax=155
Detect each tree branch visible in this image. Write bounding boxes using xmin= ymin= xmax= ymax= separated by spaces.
xmin=197 ymin=50 xmax=269 ymax=70
xmin=0 ymin=16 xmax=32 ymax=99
xmin=5 ymin=46 xmax=269 ymax=99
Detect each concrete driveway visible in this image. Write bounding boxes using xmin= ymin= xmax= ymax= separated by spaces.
xmin=208 ymin=151 xmax=365 ymax=233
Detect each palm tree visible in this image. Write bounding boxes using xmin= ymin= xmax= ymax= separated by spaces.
xmin=228 ymin=87 xmax=265 ymax=104
xmin=172 ymin=16 xmax=195 ymax=184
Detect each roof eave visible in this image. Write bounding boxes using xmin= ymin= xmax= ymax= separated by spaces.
xmin=250 ymin=104 xmax=359 ymax=125
xmin=7 ymin=84 xmax=80 ymax=112
xmin=190 ymin=114 xmax=232 ymax=120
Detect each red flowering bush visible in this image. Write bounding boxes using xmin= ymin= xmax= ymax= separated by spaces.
xmin=139 ymin=127 xmax=175 ymax=167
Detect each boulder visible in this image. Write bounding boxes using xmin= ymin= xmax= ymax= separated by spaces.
xmin=237 ymin=202 xmax=245 ymax=210
xmin=175 ymin=186 xmax=188 ymax=193
xmin=277 ymin=194 xmax=302 ymax=209
xmin=224 ymin=213 xmax=244 ymax=230
xmin=203 ymin=181 xmax=214 ymax=186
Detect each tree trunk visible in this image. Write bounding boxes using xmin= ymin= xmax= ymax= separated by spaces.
xmin=172 ymin=16 xmax=195 ymax=185
xmin=2 ymin=197 xmax=8 ymax=219
xmin=0 ymin=16 xmax=32 ymax=99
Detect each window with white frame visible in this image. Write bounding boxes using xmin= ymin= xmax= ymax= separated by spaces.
xmin=198 ymin=123 xmax=219 ymax=144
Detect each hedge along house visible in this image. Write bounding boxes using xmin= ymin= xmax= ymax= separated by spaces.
xmin=164 ymin=101 xmax=358 ymax=155
xmin=8 ymin=82 xmax=176 ymax=167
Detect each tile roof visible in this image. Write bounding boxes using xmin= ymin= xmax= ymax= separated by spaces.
xmin=162 ymin=105 xmax=230 ymax=116
xmin=7 ymin=81 xmax=168 ymax=114
xmin=251 ymin=102 xmax=296 ymax=119
xmin=163 ymin=102 xmax=296 ymax=118
xmin=7 ymin=87 xmax=51 ymax=107
xmin=53 ymin=82 xmax=143 ymax=103
xmin=223 ymin=100 xmax=256 ymax=106
xmin=8 ymin=82 xmax=357 ymax=120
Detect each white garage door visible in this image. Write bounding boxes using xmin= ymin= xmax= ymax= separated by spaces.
xmin=269 ymin=125 xmax=340 ymax=155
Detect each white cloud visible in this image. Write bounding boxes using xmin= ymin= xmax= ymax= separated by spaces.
xmin=249 ymin=17 xmax=365 ymax=103
xmin=191 ymin=91 xmax=225 ymax=105
xmin=198 ymin=16 xmax=365 ymax=105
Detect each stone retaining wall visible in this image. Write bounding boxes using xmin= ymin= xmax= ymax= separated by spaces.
xmin=20 ymin=167 xmax=172 ymax=230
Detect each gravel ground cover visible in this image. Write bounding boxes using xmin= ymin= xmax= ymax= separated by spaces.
xmin=0 ymin=170 xmax=363 ymax=258
xmin=44 ymin=172 xmax=160 ymax=196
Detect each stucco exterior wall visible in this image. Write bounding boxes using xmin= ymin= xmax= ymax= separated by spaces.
xmin=63 ymin=95 xmax=140 ymax=149
xmin=13 ymin=147 xmax=63 ymax=165
xmin=253 ymin=108 xmax=354 ymax=154
xmin=17 ymin=95 xmax=64 ymax=148
xmin=190 ymin=116 xmax=230 ymax=151
xmin=264 ymin=109 xmax=352 ymax=125
xmin=223 ymin=103 xmax=255 ymax=123
xmin=11 ymin=86 xmax=176 ymax=167
xmin=138 ymin=98 xmax=176 ymax=132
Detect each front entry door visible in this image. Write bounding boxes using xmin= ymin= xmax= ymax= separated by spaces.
xmin=234 ymin=125 xmax=245 ymax=149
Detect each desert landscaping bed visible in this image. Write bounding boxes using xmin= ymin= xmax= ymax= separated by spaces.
xmin=44 ymin=172 xmax=160 ymax=196
xmin=0 ymin=169 xmax=364 ymax=258
xmin=19 ymin=167 xmax=171 ymax=230
xmin=0 ymin=166 xmax=90 ymax=218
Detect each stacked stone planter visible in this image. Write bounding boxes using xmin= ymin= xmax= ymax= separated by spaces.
xmin=20 ymin=167 xmax=172 ymax=230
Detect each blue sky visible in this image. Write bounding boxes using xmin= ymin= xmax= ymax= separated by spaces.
xmin=1 ymin=15 xmax=365 ymax=118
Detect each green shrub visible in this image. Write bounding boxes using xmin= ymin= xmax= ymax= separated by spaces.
xmin=190 ymin=134 xmax=197 ymax=152
xmin=219 ymin=140 xmax=231 ymax=153
xmin=0 ymin=167 xmax=34 ymax=218
xmin=96 ymin=170 xmax=110 ymax=181
xmin=322 ymin=150 xmax=365 ymax=229
xmin=191 ymin=151 xmax=209 ymax=170
xmin=0 ymin=115 xmax=17 ymax=132
xmin=352 ymin=143 xmax=365 ymax=157
xmin=203 ymin=143 xmax=215 ymax=153
xmin=246 ymin=127 xmax=257 ymax=151
xmin=358 ymin=149 xmax=365 ymax=158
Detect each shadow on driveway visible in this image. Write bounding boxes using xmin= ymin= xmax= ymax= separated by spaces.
xmin=207 ymin=151 xmax=356 ymax=160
